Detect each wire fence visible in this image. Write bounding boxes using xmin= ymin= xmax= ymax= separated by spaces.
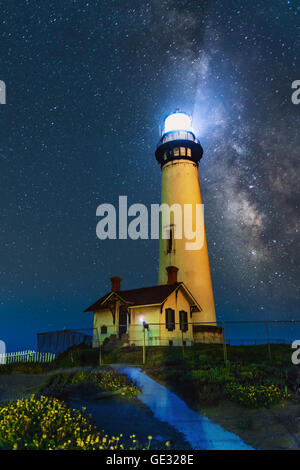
xmin=95 ymin=320 xmax=300 ymax=365
xmin=37 ymin=320 xmax=300 ymax=366
xmin=37 ymin=328 xmax=97 ymax=354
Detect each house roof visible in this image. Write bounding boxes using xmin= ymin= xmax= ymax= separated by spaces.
xmin=84 ymin=282 xmax=201 ymax=312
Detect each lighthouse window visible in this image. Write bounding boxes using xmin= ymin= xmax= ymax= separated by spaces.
xmin=166 ymin=308 xmax=175 ymax=331
xmin=179 ymin=310 xmax=188 ymax=332
xmin=173 ymin=147 xmax=179 ymax=156
xmin=187 ymin=148 xmax=192 ymax=157
xmin=163 ymin=152 xmax=168 ymax=161
xmin=166 ymin=228 xmax=173 ymax=253
xmin=180 ymin=147 xmax=186 ymax=156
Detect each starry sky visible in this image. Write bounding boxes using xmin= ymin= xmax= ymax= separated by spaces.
xmin=0 ymin=0 xmax=299 ymax=350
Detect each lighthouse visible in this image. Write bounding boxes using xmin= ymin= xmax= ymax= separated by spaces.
xmin=155 ymin=112 xmax=216 ymax=325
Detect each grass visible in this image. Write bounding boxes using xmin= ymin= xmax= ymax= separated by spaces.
xmin=0 ymin=343 xmax=297 ymax=449
xmin=147 ymin=360 xmax=297 ymax=409
xmin=0 ymin=342 xmax=295 ymax=409
xmin=95 ymin=342 xmax=295 ymax=410
xmin=102 ymin=343 xmax=292 ymax=367
xmin=0 ymin=363 xmax=46 ymax=375
xmin=0 ymin=342 xmax=292 ymax=374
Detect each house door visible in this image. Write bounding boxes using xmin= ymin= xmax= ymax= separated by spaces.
xmin=119 ymin=306 xmax=127 ymax=338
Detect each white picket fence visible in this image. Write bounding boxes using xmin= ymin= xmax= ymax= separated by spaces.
xmin=0 ymin=350 xmax=56 ymax=365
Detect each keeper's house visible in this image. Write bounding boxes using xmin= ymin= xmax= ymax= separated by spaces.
xmin=84 ymin=266 xmax=222 ymax=347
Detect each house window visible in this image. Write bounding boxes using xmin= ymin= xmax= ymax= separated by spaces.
xmin=187 ymin=148 xmax=192 ymax=157
xmin=173 ymin=147 xmax=179 ymax=156
xmin=179 ymin=310 xmax=188 ymax=332
xmin=180 ymin=147 xmax=186 ymax=156
xmin=100 ymin=325 xmax=107 ymax=335
xmin=166 ymin=228 xmax=173 ymax=254
xmin=166 ymin=308 xmax=175 ymax=331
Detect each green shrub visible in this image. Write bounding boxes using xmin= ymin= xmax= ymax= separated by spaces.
xmin=0 ymin=395 xmax=148 ymax=450
xmin=190 ymin=367 xmax=232 ymax=383
xmin=195 ymin=383 xmax=226 ymax=406
xmin=149 ymin=362 xmax=291 ymax=408
xmin=197 ymin=354 xmax=212 ymax=363
xmin=229 ymin=363 xmax=286 ymax=388
xmin=97 ymin=370 xmax=139 ymax=396
xmin=225 ymin=382 xmax=289 ymax=408
xmin=40 ymin=368 xmax=140 ymax=400
xmin=70 ymin=371 xmax=91 ymax=384
xmin=52 ymin=344 xmax=99 ymax=368
xmin=0 ymin=363 xmax=46 ymax=375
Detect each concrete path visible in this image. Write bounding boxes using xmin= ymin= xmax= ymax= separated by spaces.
xmin=114 ymin=365 xmax=254 ymax=450
xmin=69 ymin=396 xmax=192 ymax=449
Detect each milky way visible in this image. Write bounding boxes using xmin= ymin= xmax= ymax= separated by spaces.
xmin=0 ymin=0 xmax=299 ymax=349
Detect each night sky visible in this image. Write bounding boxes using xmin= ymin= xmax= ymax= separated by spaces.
xmin=0 ymin=0 xmax=299 ymax=350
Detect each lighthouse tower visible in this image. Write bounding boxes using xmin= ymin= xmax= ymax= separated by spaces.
xmin=155 ymin=112 xmax=216 ymax=324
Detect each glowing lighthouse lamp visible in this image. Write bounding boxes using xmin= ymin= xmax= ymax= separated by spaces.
xmin=163 ymin=112 xmax=194 ymax=134
xmin=156 ymin=111 xmax=203 ymax=165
